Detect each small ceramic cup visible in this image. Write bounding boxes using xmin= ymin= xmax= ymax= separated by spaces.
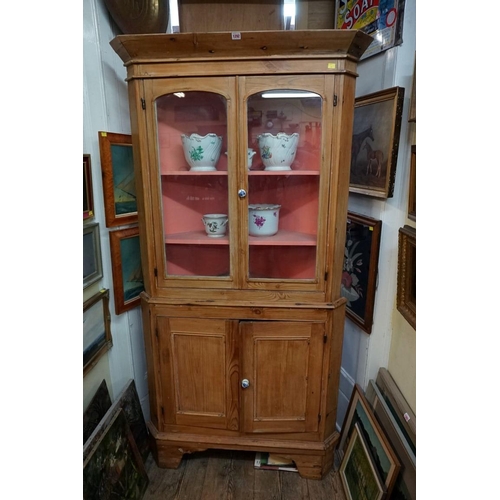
xmin=202 ymin=214 xmax=228 ymax=237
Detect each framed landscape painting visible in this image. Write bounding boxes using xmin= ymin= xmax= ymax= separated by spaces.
xmin=341 ymin=211 xmax=382 ymax=334
xmin=83 ymin=289 xmax=112 ymax=376
xmin=99 ymin=131 xmax=137 ymax=227
xmin=338 ymin=384 xmax=400 ymax=498
xmin=109 ymin=226 xmax=145 ymax=315
xmin=340 ymin=422 xmax=386 ymax=500
xmin=349 ymin=86 xmax=405 ymax=199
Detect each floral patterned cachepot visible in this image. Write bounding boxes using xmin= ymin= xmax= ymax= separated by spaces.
xmin=202 ymin=214 xmax=228 ymax=237
xmin=256 ymin=133 xmax=299 ymax=171
xmin=248 ymin=204 xmax=281 ymax=236
xmin=181 ymin=133 xmax=223 ymax=171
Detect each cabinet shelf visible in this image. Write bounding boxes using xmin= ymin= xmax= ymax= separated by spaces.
xmin=165 ymin=230 xmax=316 ymax=246
xmin=161 ymin=170 xmax=320 ymax=176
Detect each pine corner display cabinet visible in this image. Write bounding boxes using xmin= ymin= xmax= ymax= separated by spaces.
xmin=110 ymin=30 xmax=371 ymax=479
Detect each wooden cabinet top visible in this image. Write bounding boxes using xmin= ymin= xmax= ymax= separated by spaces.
xmin=110 ymin=30 xmax=373 ymax=65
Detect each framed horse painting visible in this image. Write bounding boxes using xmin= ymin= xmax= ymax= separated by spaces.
xmin=349 ymin=86 xmax=405 ymax=199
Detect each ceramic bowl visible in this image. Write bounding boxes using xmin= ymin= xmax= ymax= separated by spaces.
xmin=202 ymin=214 xmax=228 ymax=237
xmin=257 ymin=132 xmax=299 ymax=171
xmin=181 ymin=133 xmax=223 ymax=171
xmin=248 ymin=204 xmax=281 ymax=236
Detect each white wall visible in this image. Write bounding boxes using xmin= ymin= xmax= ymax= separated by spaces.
xmin=83 ymin=0 xmax=149 ymax=419
xmin=337 ymin=0 xmax=416 ymax=428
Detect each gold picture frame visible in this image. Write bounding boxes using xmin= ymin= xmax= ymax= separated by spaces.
xmin=397 ymin=225 xmax=416 ymax=329
xmin=349 ymin=86 xmax=405 ymax=199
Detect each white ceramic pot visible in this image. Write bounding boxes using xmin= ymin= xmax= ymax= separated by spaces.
xmin=257 ymin=132 xmax=299 ymax=171
xmin=181 ymin=133 xmax=223 ymax=171
xmin=248 ymin=204 xmax=281 ymax=236
xmin=202 ymin=214 xmax=228 ymax=237
xmin=224 ymin=148 xmax=257 ymax=169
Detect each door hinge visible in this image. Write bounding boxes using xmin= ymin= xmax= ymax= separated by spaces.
xmin=333 ymin=95 xmax=338 ymax=107
xmin=155 ymin=327 xmax=159 ymax=338
xmin=154 ymin=268 xmax=158 ymax=277
xmin=324 ymin=271 xmax=328 ymax=281
xmin=141 ymin=98 xmax=146 ymax=110
xmin=161 ymin=406 xmax=165 ymax=416
xmin=318 ymin=413 xmax=322 ymax=423
xmin=323 ymin=334 xmax=327 ymax=344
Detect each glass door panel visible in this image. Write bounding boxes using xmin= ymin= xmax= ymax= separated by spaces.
xmin=156 ymin=91 xmax=230 ymax=278
xmin=246 ymin=90 xmax=322 ymax=280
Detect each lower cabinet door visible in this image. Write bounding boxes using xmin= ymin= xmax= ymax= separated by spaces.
xmin=240 ymin=321 xmax=324 ymax=434
xmin=157 ymin=316 xmax=239 ymax=431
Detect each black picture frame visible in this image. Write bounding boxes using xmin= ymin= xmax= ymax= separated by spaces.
xmin=341 ymin=211 xmax=382 ymax=334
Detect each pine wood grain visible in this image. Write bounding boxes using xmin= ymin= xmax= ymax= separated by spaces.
xmin=143 ymin=449 xmax=347 ymax=500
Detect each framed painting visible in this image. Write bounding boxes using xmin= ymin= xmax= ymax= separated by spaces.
xmin=349 ymin=86 xmax=405 ymax=199
xmin=338 ymin=384 xmax=400 ymax=498
xmin=83 ymin=379 xmax=150 ymax=464
xmin=408 ymin=55 xmax=416 ymax=122
xmin=376 ymin=367 xmax=416 ymax=452
xmin=341 ymin=211 xmax=382 ymax=334
xmin=83 ymin=154 xmax=94 ymax=220
xmin=109 ymin=226 xmax=145 ymax=315
xmin=83 ymin=222 xmax=103 ymax=289
xmin=408 ymin=145 xmax=416 ymax=221
xmin=366 ymin=380 xmax=416 ymax=500
xmin=83 ymin=379 xmax=112 ymax=444
xmin=83 ymin=409 xmax=149 ymax=500
xmin=83 ymin=289 xmax=112 ymax=376
xmin=335 ymin=0 xmax=406 ymax=61
xmin=340 ymin=422 xmax=386 ymax=500
xmin=397 ymin=225 xmax=416 ymax=329
xmin=99 ymin=131 xmax=137 ymax=227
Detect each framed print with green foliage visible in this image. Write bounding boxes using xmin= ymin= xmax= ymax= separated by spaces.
xmin=83 ymin=409 xmax=149 ymax=500
xmin=338 ymin=384 xmax=400 ymax=499
xmin=340 ymin=422 xmax=386 ymax=500
xmin=341 ymin=211 xmax=382 ymax=334
xmin=349 ymin=86 xmax=405 ymax=199
xmin=408 ymin=145 xmax=416 ymax=221
xmin=99 ymin=131 xmax=137 ymax=227
xmin=83 ymin=289 xmax=112 ymax=376
xmin=83 ymin=222 xmax=103 ymax=289
xmin=109 ymin=226 xmax=145 ymax=315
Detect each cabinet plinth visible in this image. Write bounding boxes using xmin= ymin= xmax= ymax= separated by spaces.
xmin=112 ymin=30 xmax=371 ymax=479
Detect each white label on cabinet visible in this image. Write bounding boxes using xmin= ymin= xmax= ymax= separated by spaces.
xmin=231 ymin=32 xmax=242 ymax=40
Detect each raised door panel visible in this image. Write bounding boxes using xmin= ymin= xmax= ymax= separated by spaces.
xmin=241 ymin=321 xmax=324 ymax=434
xmin=157 ymin=316 xmax=239 ymax=431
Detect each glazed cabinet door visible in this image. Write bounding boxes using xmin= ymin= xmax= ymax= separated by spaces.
xmin=156 ymin=317 xmax=239 ymax=431
xmin=237 ymin=76 xmax=333 ymax=291
xmin=143 ymin=78 xmax=239 ymax=290
xmin=240 ymin=321 xmax=324 ymax=434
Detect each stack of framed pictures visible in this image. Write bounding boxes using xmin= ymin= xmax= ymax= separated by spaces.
xmin=338 ymin=372 xmax=416 ymax=500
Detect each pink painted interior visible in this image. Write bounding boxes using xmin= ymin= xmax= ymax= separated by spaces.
xmin=156 ymin=89 xmax=323 ymax=281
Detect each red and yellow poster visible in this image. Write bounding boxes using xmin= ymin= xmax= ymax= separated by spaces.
xmin=336 ymin=0 xmax=405 ymax=59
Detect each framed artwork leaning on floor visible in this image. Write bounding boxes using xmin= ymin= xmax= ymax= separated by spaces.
xmin=338 ymin=384 xmax=400 ymax=499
